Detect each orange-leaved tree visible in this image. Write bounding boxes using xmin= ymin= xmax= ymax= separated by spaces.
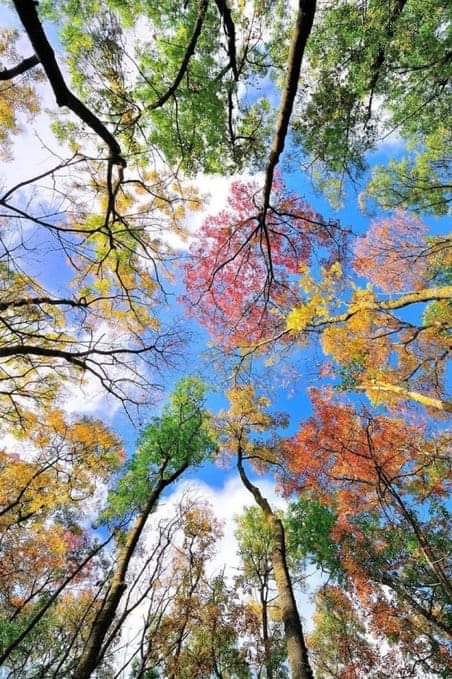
xmin=282 ymin=391 xmax=451 ymax=671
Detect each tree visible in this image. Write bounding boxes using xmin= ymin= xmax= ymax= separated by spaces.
xmin=0 ymin=1 xmax=209 ymax=423
xmin=72 ymin=378 xmax=216 ymax=678
xmin=0 ymin=409 xmax=124 ymax=673
xmin=184 ymin=176 xmax=346 ymax=348
xmin=293 ymin=0 xmax=452 ymax=211
xmin=365 ymin=126 xmax=452 ymax=216
xmin=35 ymin=0 xmax=292 ymax=174
xmin=133 ymin=503 xmax=253 ymax=679
xmin=0 ymin=157 xmax=198 ymax=424
xmin=285 ymin=495 xmax=341 ymax=579
xmin=218 ymin=386 xmax=314 ymax=679
xmin=282 ymin=392 xmax=452 ymax=671
xmin=0 ymin=408 xmax=123 ymax=529
xmin=235 ymin=506 xmax=289 ymax=678
xmin=308 ymin=587 xmax=379 ymax=679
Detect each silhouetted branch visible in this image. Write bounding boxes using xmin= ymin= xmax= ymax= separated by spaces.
xmin=12 ymin=0 xmax=125 ymax=166
xmin=0 ymin=54 xmax=39 ymax=80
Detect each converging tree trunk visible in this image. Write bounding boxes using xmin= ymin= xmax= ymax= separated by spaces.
xmin=73 ymin=465 xmax=188 ymax=678
xmin=237 ymin=446 xmax=314 ymax=679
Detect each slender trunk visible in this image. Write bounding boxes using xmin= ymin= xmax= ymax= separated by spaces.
xmin=261 ymin=0 xmax=316 ymax=216
xmin=0 ymin=536 xmax=113 ymax=666
xmin=148 ymin=0 xmax=209 ymax=110
xmin=379 ymin=574 xmax=452 ymax=639
xmin=73 ymin=464 xmax=188 ymax=679
xmin=260 ymin=580 xmax=273 ymax=679
xmin=237 ymin=448 xmax=313 ymax=679
xmin=379 ymin=469 xmax=452 ymax=600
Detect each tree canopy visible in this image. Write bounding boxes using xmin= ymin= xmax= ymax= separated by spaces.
xmin=0 ymin=0 xmax=450 ymax=677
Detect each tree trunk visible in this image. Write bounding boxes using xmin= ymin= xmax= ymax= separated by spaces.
xmin=260 ymin=580 xmax=273 ymax=679
xmin=237 ymin=448 xmax=314 ymax=679
xmin=379 ymin=468 xmax=452 ymax=600
xmin=73 ymin=464 xmax=188 ymax=679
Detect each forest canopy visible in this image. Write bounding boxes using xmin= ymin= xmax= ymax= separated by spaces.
xmin=0 ymin=0 xmax=450 ymax=677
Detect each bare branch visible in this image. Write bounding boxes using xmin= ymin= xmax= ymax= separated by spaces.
xmin=0 ymin=54 xmax=39 ymax=80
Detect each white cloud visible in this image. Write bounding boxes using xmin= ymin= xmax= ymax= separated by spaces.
xmin=60 ymin=371 xmax=122 ymax=419
xmin=179 ymin=171 xmax=264 ymax=248
xmin=157 ymin=475 xmax=324 ymax=630
xmin=0 ymin=432 xmax=39 ymax=461
xmin=155 ymin=474 xmax=284 ymax=577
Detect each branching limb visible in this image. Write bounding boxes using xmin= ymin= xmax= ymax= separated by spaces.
xmin=0 ymin=54 xmax=39 ymax=80
xmin=12 ymin=0 xmax=125 ymax=166
xmin=149 ymin=0 xmax=209 ymax=110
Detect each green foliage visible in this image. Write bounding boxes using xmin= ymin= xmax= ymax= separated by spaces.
xmin=234 ymin=506 xmax=289 ymax=678
xmin=285 ymin=496 xmax=342 ymax=578
xmin=366 ymin=127 xmax=452 ymax=215
xmin=104 ymin=378 xmax=216 ymax=520
xmin=294 ymin=0 xmax=452 ymax=206
xmin=234 ymin=505 xmax=274 ymax=579
xmin=40 ymin=0 xmax=276 ymax=173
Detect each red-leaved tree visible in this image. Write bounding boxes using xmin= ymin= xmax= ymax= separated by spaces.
xmin=183 ymin=177 xmax=346 ymax=347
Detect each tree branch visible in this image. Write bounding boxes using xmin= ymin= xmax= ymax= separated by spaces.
xmin=0 ymin=54 xmax=39 ymax=80
xmin=261 ymin=0 xmax=316 ymax=218
xmin=214 ymin=0 xmax=238 ymax=80
xmin=12 ymin=0 xmax=125 ymax=166
xmin=358 ymin=382 xmax=452 ymax=413
xmin=149 ymin=0 xmax=209 ymax=110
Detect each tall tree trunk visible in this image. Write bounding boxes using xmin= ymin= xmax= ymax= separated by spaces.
xmin=378 ymin=467 xmax=452 ymax=600
xmin=73 ymin=464 xmax=188 ymax=679
xmin=237 ymin=447 xmax=314 ymax=679
xmin=260 ymin=579 xmax=273 ymax=679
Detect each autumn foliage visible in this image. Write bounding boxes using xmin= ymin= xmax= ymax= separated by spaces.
xmin=283 ymin=391 xmax=446 ymax=521
xmin=184 ymin=176 xmax=344 ymax=347
xmin=0 ymin=0 xmax=451 ymax=676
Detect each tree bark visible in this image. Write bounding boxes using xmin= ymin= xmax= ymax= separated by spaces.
xmin=237 ymin=447 xmax=313 ymax=679
xmin=149 ymin=0 xmax=209 ymax=110
xmin=261 ymin=0 xmax=316 ymax=216
xmin=0 ymin=55 xmax=39 ymax=80
xmin=12 ymin=0 xmax=124 ymax=166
